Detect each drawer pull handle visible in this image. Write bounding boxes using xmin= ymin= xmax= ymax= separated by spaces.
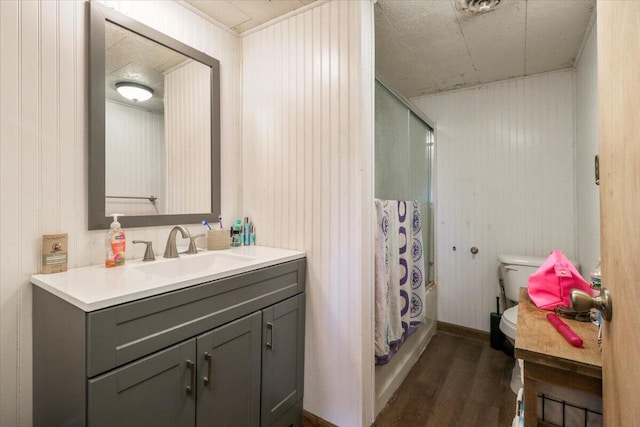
xmin=186 ymin=360 xmax=195 ymax=396
xmin=266 ymin=322 xmax=274 ymax=350
xmin=203 ymin=352 xmax=213 ymax=387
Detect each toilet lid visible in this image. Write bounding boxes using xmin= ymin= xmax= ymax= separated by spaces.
xmin=503 ymin=305 xmax=518 ymax=327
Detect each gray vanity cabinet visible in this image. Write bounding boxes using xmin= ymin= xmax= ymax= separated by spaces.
xmin=261 ymin=294 xmax=305 ymax=427
xmin=33 ymin=259 xmax=306 ymax=427
xmin=88 ymin=339 xmax=197 ymax=427
xmin=196 ymin=311 xmax=262 ymax=427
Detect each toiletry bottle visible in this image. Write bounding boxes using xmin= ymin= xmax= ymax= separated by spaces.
xmin=105 ymin=214 xmax=126 ymax=267
xmin=243 ymin=217 xmax=250 ymax=246
xmin=250 ymin=224 xmax=255 ymax=245
xmin=235 ymin=219 xmax=243 ymax=246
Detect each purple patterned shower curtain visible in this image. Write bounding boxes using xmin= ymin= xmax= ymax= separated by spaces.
xmin=375 ymin=199 xmax=426 ymax=365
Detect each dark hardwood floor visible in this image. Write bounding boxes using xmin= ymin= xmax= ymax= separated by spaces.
xmin=374 ymin=332 xmax=517 ymax=427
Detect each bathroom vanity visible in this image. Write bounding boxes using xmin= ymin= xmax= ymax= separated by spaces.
xmin=31 ymin=246 xmax=306 ymax=427
xmin=515 ymin=288 xmax=602 ymax=427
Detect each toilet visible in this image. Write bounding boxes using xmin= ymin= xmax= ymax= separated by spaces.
xmin=497 ymin=254 xmax=580 ymax=393
xmin=498 ymin=255 xmax=547 ymax=344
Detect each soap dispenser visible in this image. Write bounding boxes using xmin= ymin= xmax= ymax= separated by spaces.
xmin=105 ymin=214 xmax=126 ymax=267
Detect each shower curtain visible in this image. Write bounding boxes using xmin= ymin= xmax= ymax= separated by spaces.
xmin=375 ymin=199 xmax=426 ymax=365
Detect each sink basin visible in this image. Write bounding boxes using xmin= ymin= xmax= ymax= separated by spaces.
xmin=133 ymin=251 xmax=256 ymax=279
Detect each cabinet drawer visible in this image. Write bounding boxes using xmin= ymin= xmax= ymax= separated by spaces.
xmin=87 ymin=259 xmax=305 ymax=377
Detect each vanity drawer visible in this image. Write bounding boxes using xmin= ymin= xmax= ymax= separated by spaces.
xmin=86 ymin=259 xmax=305 ymax=377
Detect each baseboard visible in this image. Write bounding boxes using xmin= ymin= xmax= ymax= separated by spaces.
xmin=437 ymin=321 xmax=489 ymax=342
xmin=303 ymin=410 xmax=338 ymax=427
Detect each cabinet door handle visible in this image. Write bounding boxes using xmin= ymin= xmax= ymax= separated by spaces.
xmin=203 ymin=352 xmax=212 ymax=387
xmin=266 ymin=322 xmax=274 ymax=350
xmin=186 ymin=360 xmax=195 ymax=396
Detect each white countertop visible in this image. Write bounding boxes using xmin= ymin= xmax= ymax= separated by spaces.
xmin=31 ymin=246 xmax=305 ymax=312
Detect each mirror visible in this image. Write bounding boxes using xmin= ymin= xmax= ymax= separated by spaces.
xmin=89 ymin=2 xmax=220 ymax=229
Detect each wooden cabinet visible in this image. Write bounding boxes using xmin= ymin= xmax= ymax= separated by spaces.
xmin=514 ymin=289 xmax=602 ymax=427
xmin=33 ymin=259 xmax=306 ymax=427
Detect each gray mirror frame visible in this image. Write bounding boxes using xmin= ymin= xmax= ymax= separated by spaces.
xmin=89 ymin=2 xmax=221 ymax=230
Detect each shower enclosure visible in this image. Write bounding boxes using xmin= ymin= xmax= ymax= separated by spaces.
xmin=374 ymin=79 xmax=437 ymax=414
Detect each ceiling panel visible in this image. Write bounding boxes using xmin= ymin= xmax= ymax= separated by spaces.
xmin=375 ymin=7 xmax=427 ymax=82
xmin=181 ymin=0 xmax=595 ymax=98
xmin=185 ymin=1 xmax=251 ymax=29
xmin=185 ymin=0 xmax=312 ymax=32
xmin=375 ymin=0 xmax=595 ymax=98
xmin=230 ymin=0 xmax=308 ymax=23
xmin=376 ymin=0 xmax=479 ymax=96
xmin=525 ymin=0 xmax=595 ymax=75
xmin=377 ymin=0 xmax=460 ymax=46
xmin=456 ymin=0 xmax=526 ymax=84
xmin=410 ymin=39 xmax=479 ymax=94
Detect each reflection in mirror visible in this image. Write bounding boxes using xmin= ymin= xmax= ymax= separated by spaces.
xmin=89 ymin=2 xmax=220 ymax=230
xmin=104 ymin=21 xmax=211 ymax=217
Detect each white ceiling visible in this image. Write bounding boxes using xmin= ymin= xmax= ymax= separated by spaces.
xmin=376 ymin=0 xmax=595 ymax=98
xmin=184 ymin=0 xmax=315 ymax=33
xmin=180 ymin=0 xmax=595 ymax=98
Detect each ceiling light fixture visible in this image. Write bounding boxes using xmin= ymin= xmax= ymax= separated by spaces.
xmin=115 ymin=82 xmax=154 ymax=102
xmin=458 ymin=0 xmax=501 ymax=13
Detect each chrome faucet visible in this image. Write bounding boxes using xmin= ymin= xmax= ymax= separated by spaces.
xmin=163 ymin=225 xmax=193 ymax=258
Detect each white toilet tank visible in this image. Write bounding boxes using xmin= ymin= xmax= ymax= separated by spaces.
xmin=498 ymin=254 xmax=549 ymax=303
xmin=498 ymin=254 xmax=580 ymax=303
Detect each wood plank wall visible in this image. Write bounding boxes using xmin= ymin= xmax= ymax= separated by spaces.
xmin=242 ymin=2 xmax=375 ymax=425
xmin=0 ymin=1 xmax=241 ymax=425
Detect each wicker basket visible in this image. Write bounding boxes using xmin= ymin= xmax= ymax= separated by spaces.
xmin=207 ymin=229 xmax=230 ymax=250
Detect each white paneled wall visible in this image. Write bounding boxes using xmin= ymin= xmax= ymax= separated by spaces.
xmin=106 ymin=101 xmax=166 ymax=216
xmin=413 ymin=70 xmax=576 ymax=331
xmin=165 ymin=60 xmax=211 ymax=214
xmin=575 ymin=19 xmax=600 ymax=274
xmin=0 ymin=1 xmax=241 ymax=425
xmin=242 ymin=1 xmax=375 ymax=425
xmin=100 ymin=0 xmax=241 ymax=219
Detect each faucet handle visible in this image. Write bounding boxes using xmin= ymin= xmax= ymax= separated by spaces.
xmin=186 ymin=234 xmax=205 ymax=254
xmin=132 ymin=240 xmax=156 ymax=261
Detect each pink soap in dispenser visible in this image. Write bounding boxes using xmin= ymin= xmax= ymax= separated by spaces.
xmin=105 ymin=214 xmax=126 ymax=267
